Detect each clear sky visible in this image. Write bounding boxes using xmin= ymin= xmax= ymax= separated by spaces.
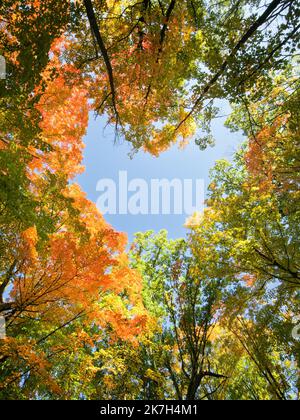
xmin=76 ymin=103 xmax=244 ymax=242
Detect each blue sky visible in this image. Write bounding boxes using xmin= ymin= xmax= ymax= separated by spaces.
xmin=77 ymin=104 xmax=244 ymax=242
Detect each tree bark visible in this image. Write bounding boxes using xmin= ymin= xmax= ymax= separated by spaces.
xmin=83 ymin=0 xmax=120 ymax=124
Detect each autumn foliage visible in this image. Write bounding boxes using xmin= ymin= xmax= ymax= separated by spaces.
xmin=0 ymin=21 xmax=147 ymax=396
xmin=0 ymin=0 xmax=299 ymax=401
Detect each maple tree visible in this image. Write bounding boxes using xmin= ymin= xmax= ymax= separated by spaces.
xmin=0 ymin=4 xmax=147 ymax=397
xmin=0 ymin=0 xmax=70 ymax=148
xmin=66 ymin=0 xmax=300 ymax=155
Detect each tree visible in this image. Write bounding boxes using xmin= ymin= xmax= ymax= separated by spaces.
xmin=0 ymin=0 xmax=299 ymax=401
xmin=0 ymin=11 xmax=148 ymax=397
xmin=186 ymin=75 xmax=300 ymax=399
xmin=0 ymin=182 xmax=147 ymax=398
xmin=188 ymin=77 xmax=300 ymax=289
xmin=0 ymin=6 xmax=81 ymax=257
xmin=0 ymin=0 xmax=70 ymax=149
xmin=68 ymin=0 xmax=300 ymax=154
xmin=128 ymin=230 xmax=229 ymax=400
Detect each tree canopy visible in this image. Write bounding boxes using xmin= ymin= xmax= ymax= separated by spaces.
xmin=0 ymin=0 xmax=299 ymax=400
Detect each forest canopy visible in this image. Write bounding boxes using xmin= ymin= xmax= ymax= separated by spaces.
xmin=0 ymin=0 xmax=299 ymax=400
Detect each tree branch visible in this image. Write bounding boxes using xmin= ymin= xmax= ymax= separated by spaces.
xmin=145 ymin=0 xmax=176 ymax=103
xmin=84 ymin=0 xmax=120 ymax=126
xmin=175 ymin=0 xmax=287 ymax=132
xmin=0 ymin=260 xmax=17 ymax=304
xmin=157 ymin=0 xmax=177 ymax=59
xmin=0 ymin=302 xmax=13 ymax=314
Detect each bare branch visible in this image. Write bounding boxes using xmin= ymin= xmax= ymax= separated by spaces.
xmin=84 ymin=0 xmax=120 ymax=127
